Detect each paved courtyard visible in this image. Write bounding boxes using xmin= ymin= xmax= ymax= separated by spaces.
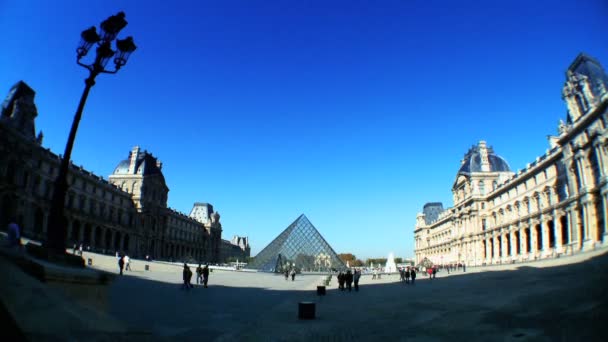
xmin=76 ymin=248 xmax=608 ymax=341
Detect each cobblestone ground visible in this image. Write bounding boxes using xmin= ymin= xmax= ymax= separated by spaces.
xmin=80 ymin=247 xmax=608 ymax=341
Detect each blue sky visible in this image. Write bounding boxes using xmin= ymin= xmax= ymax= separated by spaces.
xmin=1 ymin=0 xmax=607 ymax=259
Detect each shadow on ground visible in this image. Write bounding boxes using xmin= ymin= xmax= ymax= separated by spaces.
xmin=105 ymin=249 xmax=608 ymax=341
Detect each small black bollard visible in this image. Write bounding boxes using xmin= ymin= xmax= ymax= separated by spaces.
xmin=317 ymin=285 xmax=326 ymax=296
xmin=298 ymin=302 xmax=315 ymax=320
xmin=87 ymin=258 xmax=93 ymax=266
xmin=145 ymin=264 xmax=150 ymax=271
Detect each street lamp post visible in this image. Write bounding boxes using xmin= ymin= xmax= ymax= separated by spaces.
xmin=45 ymin=12 xmax=136 ymax=255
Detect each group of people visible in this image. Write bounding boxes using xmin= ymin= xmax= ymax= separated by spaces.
xmin=182 ymin=263 xmax=210 ymax=290
xmin=284 ymin=268 xmax=297 ymax=281
xmin=117 ymin=254 xmax=132 ymax=275
xmin=398 ymin=267 xmax=417 ymax=284
xmin=337 ymin=269 xmax=361 ymax=292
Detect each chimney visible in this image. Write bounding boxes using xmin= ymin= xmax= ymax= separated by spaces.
xmin=156 ymin=160 xmax=163 ymax=170
xmin=128 ymin=146 xmax=140 ymax=174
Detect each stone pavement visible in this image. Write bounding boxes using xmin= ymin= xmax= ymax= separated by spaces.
xmin=86 ymin=248 xmax=608 ymax=341
xmin=2 ymin=242 xmax=608 ymax=341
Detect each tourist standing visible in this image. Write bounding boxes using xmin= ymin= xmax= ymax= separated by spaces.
xmin=432 ymin=266 xmax=437 ymax=279
xmin=202 ymin=264 xmax=210 ymax=288
xmin=118 ymin=255 xmax=125 ymax=275
xmin=411 ymin=268 xmax=416 ymax=285
xmin=405 ymin=267 xmax=410 ymax=284
xmin=6 ymin=219 xmax=21 ymax=248
xmin=337 ymin=272 xmax=345 ymax=290
xmin=372 ymin=269 xmax=377 ymax=280
xmin=463 ymin=263 xmax=466 ymax=272
xmin=345 ymin=270 xmax=353 ymax=292
xmin=290 ymin=268 xmax=296 ymax=281
xmin=79 ymin=243 xmax=83 ymax=256
xmin=353 ymin=269 xmax=361 ymax=291
xmin=196 ymin=264 xmax=203 ymax=285
xmin=284 ymin=269 xmax=289 ymax=281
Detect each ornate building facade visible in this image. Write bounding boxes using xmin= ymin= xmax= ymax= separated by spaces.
xmin=414 ymin=53 xmax=608 ymax=266
xmin=0 ymin=81 xmax=249 ymax=263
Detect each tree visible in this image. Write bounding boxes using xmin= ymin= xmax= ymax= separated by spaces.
xmin=352 ymin=259 xmax=364 ymax=267
xmin=394 ymin=257 xmax=403 ymax=264
xmin=338 ymin=253 xmax=356 ymax=263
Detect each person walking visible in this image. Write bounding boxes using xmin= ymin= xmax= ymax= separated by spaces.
xmin=202 ymin=264 xmax=210 ymax=288
xmin=337 ymin=272 xmax=345 ymax=291
xmin=79 ymin=243 xmax=83 ymax=256
xmin=463 ymin=263 xmax=466 ymax=272
xmin=284 ymin=268 xmax=289 ymax=281
xmin=353 ymin=269 xmax=361 ymax=291
xmin=124 ymin=255 xmax=131 ymax=271
xmin=196 ymin=264 xmax=203 ymax=285
xmin=290 ymin=268 xmax=296 ymax=281
xmin=405 ymin=267 xmax=410 ymax=284
xmin=411 ymin=268 xmax=417 ymax=285
xmin=372 ymin=269 xmax=377 ymax=280
xmin=118 ymin=255 xmax=125 ymax=275
xmin=432 ymin=266 xmax=437 ymax=279
xmin=182 ymin=263 xmax=193 ymax=290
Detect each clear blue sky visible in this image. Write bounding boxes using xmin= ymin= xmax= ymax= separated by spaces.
xmin=1 ymin=1 xmax=607 ymax=259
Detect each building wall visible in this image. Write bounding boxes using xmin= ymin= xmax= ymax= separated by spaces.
xmin=414 ymin=54 xmax=608 ymax=266
xmin=0 ymin=81 xmax=225 ymax=262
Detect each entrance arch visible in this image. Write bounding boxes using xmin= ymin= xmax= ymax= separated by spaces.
xmin=548 ymin=221 xmax=555 ymax=248
xmin=560 ymin=216 xmax=569 ymax=244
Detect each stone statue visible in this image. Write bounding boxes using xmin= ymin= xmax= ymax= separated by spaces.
xmin=558 ymin=119 xmax=567 ymax=135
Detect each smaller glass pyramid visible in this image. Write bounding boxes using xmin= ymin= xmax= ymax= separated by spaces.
xmin=248 ymin=214 xmax=346 ymax=273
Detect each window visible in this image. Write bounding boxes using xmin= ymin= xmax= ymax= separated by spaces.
xmin=479 ymin=181 xmax=485 ymax=195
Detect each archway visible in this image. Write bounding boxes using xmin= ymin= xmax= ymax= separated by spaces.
xmin=83 ymin=224 xmax=92 ymax=247
xmin=525 ymin=228 xmax=531 ymax=253
xmin=71 ymin=220 xmax=81 ymax=243
xmin=105 ymin=230 xmax=113 ymax=251
xmin=560 ymin=216 xmax=569 ymax=244
xmin=497 ymin=236 xmax=502 ymax=257
xmin=94 ymin=226 xmax=102 ymax=250
xmin=548 ymin=221 xmax=555 ymax=248
xmin=1 ymin=194 xmax=16 ymax=229
xmin=114 ymin=231 xmax=122 ymax=252
xmin=34 ymin=207 xmax=44 ymax=236
xmin=535 ymin=224 xmax=542 ymax=251
xmin=123 ymin=234 xmax=130 ymax=253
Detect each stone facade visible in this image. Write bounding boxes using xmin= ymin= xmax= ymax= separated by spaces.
xmin=219 ymin=235 xmax=250 ymax=262
xmin=414 ymin=53 xmax=608 ymax=266
xmin=0 ymin=81 xmax=233 ymax=263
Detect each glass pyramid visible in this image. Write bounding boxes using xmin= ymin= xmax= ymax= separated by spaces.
xmin=248 ymin=214 xmax=346 ymax=273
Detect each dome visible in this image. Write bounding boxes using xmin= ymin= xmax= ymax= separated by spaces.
xmin=112 ymin=149 xmax=164 ymax=176
xmin=457 ymin=141 xmax=511 ymax=175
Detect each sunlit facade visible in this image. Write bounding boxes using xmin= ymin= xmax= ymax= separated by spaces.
xmin=415 ymin=53 xmax=608 ymax=266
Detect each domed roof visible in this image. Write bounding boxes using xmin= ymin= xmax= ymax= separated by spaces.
xmin=113 ymin=149 xmax=164 ymax=176
xmin=457 ymin=141 xmax=511 ymax=175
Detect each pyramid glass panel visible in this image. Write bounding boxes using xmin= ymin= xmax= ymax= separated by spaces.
xmin=248 ymin=214 xmax=346 ymax=272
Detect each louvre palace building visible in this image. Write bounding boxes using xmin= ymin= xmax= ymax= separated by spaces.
xmin=0 ymin=81 xmax=249 ymax=263
xmin=414 ymin=53 xmax=608 ymax=267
